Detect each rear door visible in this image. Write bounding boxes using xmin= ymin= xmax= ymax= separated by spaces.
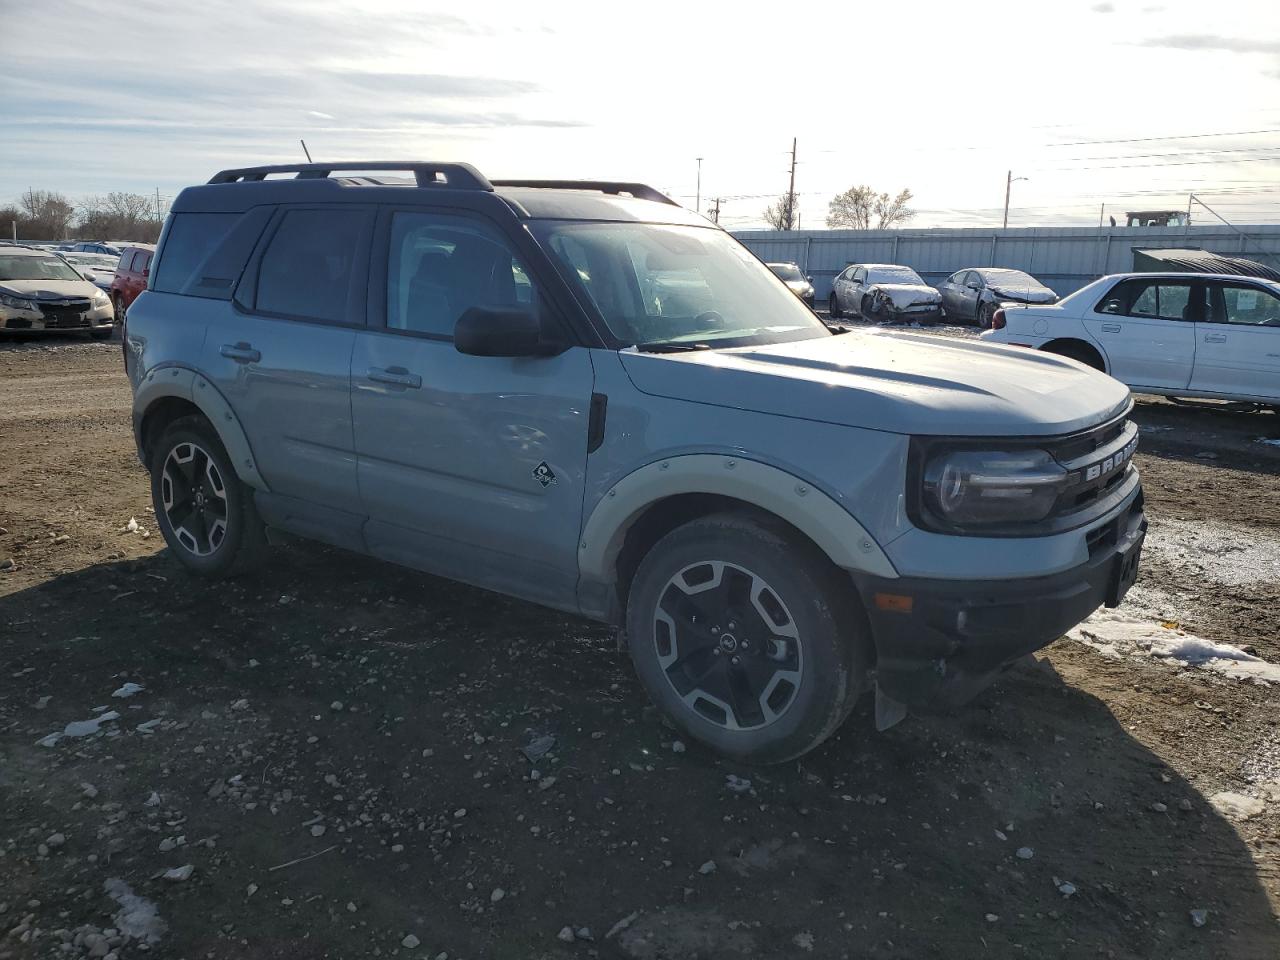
xmin=350 ymin=206 xmax=595 ymax=609
xmin=1081 ymin=276 xmax=1200 ymax=390
xmin=1190 ymin=281 xmax=1280 ymax=401
xmin=201 ymin=205 xmax=372 ymax=524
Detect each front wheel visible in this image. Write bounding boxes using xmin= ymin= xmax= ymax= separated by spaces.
xmin=150 ymin=415 xmax=267 ymax=578
xmin=977 ymin=302 xmax=996 ymax=329
xmin=828 ymin=294 xmax=842 ymax=320
xmin=625 ymin=513 xmax=867 ymax=764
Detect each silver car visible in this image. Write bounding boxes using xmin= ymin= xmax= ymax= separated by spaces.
xmin=937 ymin=267 xmax=1059 ymax=328
xmin=829 ymin=263 xmax=942 ymax=324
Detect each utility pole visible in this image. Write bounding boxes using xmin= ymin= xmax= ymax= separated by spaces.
xmin=786 ymin=138 xmax=798 ymax=231
xmin=710 ymin=197 xmax=721 ymax=224
xmin=695 ymin=157 xmax=703 ymax=213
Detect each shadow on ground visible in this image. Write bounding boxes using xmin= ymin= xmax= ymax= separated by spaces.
xmin=1 ymin=542 xmax=1277 ymax=959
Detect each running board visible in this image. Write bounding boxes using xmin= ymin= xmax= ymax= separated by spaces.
xmin=875 ymin=685 xmax=908 ymax=731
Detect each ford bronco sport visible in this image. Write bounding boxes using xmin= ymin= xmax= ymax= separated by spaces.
xmin=124 ymin=162 xmax=1146 ymax=763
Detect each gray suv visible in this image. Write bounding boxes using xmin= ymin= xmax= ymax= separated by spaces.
xmin=125 ymin=162 xmax=1146 ymax=763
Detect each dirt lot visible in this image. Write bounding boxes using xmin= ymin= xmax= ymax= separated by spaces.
xmin=2 ymin=337 xmax=1279 ymax=960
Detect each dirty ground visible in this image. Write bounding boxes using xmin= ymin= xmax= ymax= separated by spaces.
xmin=2 ymin=338 xmax=1279 ymax=959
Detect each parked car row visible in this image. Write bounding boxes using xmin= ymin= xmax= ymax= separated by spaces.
xmin=0 ymin=242 xmax=154 ymax=339
xmin=828 ymin=263 xmax=1059 ymax=327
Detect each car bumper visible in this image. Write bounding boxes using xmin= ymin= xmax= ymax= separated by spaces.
xmin=851 ymin=490 xmax=1146 ymax=710
xmin=886 ymin=305 xmax=943 ymax=324
xmin=0 ymin=304 xmax=114 ymax=331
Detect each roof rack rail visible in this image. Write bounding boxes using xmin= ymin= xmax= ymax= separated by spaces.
xmin=490 ymin=180 xmax=678 ymax=206
xmin=208 ymin=162 xmax=493 ymax=191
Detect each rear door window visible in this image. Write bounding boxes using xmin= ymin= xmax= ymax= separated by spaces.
xmin=256 ymin=208 xmax=366 ymax=323
xmin=153 ymin=213 xmax=238 ymax=294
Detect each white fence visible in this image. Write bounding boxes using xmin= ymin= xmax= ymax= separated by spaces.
xmin=733 ymin=225 xmax=1280 ymax=300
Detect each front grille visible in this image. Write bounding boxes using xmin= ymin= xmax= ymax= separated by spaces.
xmin=1045 ymin=416 xmax=1138 ymax=520
xmin=38 ymin=299 xmax=91 ymax=329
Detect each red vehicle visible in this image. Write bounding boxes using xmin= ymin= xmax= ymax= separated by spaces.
xmin=109 ymin=244 xmax=155 ymax=321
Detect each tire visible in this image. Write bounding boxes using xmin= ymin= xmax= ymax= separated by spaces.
xmin=1043 ymin=341 xmax=1105 ymax=371
xmin=89 ymin=328 xmax=112 ymax=341
xmin=113 ymin=294 xmax=127 ymax=324
xmin=977 ymin=302 xmax=996 ymax=329
xmin=625 ymin=512 xmax=868 ymax=764
xmin=828 ymin=294 xmax=842 ymax=320
xmin=149 ymin=415 xmax=268 ymax=578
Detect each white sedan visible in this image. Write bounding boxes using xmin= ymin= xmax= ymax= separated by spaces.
xmin=829 ymin=263 xmax=942 ymax=324
xmin=981 ymin=271 xmax=1280 ymax=406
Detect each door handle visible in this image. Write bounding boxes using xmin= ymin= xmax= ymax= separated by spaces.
xmin=366 ymin=366 xmax=422 ymax=389
xmin=220 ymin=342 xmax=260 ymax=363
xmin=1203 ymin=333 xmax=1227 ymax=343
xmin=1100 ymin=323 xmax=1121 ymax=333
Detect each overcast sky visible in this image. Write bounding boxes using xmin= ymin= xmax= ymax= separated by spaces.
xmin=2 ymin=0 xmax=1278 ymax=229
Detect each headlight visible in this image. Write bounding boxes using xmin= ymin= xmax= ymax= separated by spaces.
xmin=923 ymin=448 xmax=1067 ymax=526
xmin=0 ymin=291 xmax=38 ymax=311
xmin=91 ymin=289 xmax=109 ymax=306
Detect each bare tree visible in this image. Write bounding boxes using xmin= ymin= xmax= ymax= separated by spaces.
xmin=78 ymin=192 xmax=158 ymax=241
xmin=826 ymin=185 xmax=915 ymax=230
xmin=18 ymin=189 xmax=75 ymax=240
xmin=763 ymin=192 xmax=798 ymax=231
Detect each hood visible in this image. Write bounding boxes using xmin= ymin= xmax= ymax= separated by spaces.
xmin=0 ymin=277 xmax=99 ymax=300
xmin=989 ymin=284 xmax=1057 ymax=304
xmin=620 ymin=329 xmax=1130 ymax=437
xmin=871 ymin=283 xmax=941 ymax=308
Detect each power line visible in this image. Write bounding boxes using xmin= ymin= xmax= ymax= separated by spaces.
xmin=1046 ymin=127 xmax=1280 ymax=147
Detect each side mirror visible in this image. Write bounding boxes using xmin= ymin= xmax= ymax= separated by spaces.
xmin=455 ymin=306 xmax=546 ymax=357
xmin=806 ymin=275 xmax=813 ymax=282
xmin=967 ymin=282 xmax=981 ymax=290
xmin=80 ymin=269 xmax=95 ymax=281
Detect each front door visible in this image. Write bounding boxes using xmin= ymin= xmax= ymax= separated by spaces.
xmin=1081 ymin=276 xmax=1200 ymax=391
xmin=202 ymin=205 xmax=371 ymax=515
xmin=1191 ymin=281 xmax=1280 ymax=401
xmin=350 ymin=207 xmax=595 ymax=610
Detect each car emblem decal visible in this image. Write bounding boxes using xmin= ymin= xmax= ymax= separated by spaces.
xmin=532 ymin=461 xmax=558 ymax=487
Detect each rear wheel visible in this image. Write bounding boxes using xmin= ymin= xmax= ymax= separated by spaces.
xmin=625 ymin=513 xmax=867 ymax=764
xmin=150 ymin=416 xmax=268 ymax=578
xmin=1043 ymin=340 xmax=1105 ymax=371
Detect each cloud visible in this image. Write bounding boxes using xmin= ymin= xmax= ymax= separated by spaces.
xmin=306 ymin=110 xmax=336 ymax=120
xmin=1138 ymin=35 xmax=1280 ymax=54
xmin=1090 ymin=2 xmax=1115 ymax=12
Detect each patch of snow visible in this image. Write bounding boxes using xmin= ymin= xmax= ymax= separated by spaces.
xmin=112 ymin=682 xmax=144 ymax=698
xmin=1256 ymin=437 xmax=1280 ymax=448
xmin=37 ymin=710 xmax=121 ymax=747
xmin=1070 ymin=610 xmax=1280 ymax=684
xmin=104 ymin=877 xmax=167 ymax=944
xmin=1208 ymin=791 xmax=1266 ymax=822
xmin=1145 ymin=518 xmax=1280 ymax=588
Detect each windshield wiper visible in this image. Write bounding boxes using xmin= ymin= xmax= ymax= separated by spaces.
xmin=633 ymin=342 xmax=713 ymax=353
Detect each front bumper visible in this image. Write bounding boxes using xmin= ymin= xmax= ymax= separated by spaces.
xmin=886 ymin=305 xmax=943 ymax=324
xmin=0 ymin=302 xmax=113 ymax=331
xmin=852 ymin=490 xmax=1146 ymax=709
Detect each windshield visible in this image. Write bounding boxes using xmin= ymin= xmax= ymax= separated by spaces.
xmin=768 ymin=263 xmax=804 ymax=282
xmin=868 ymin=265 xmax=926 ymax=285
xmin=63 ymin=253 xmax=119 ymax=268
xmin=982 ymin=269 xmax=1039 ymax=287
xmin=0 ymin=254 xmax=84 ymax=282
xmin=530 ymin=222 xmax=828 ymax=349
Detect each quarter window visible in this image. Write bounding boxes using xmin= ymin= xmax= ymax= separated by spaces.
xmin=256 ymin=209 xmax=365 ymax=323
xmin=1097 ymin=279 xmax=1202 ymax=321
xmin=153 ymin=213 xmax=239 ymax=295
xmin=386 ymin=211 xmax=533 ymax=338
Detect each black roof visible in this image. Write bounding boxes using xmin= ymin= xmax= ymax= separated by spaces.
xmin=172 ymin=162 xmax=708 ymax=227
xmin=1132 ymin=247 xmax=1280 ymax=281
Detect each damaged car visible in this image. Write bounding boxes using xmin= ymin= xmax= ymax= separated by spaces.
xmin=829 ymin=263 xmax=942 ymax=324
xmin=938 ymin=268 xmax=1058 ymax=328
xmin=0 ymin=245 xmax=115 ymax=339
